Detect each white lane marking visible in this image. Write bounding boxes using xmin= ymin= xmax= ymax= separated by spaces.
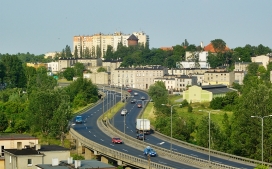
xmin=157 ymin=142 xmax=165 ymax=145
xmin=89 ymin=131 xmax=91 ymax=133
xmin=172 ymin=148 xmax=178 ymax=151
xmin=84 ymin=124 xmax=86 ymax=126
xmin=190 ymin=154 xmax=198 ymax=157
xmin=91 ymin=114 xmax=93 ymax=116
xmin=101 ymin=139 xmax=104 ymax=142
xmin=110 ymin=144 xmax=114 ymax=146
xmin=122 ymin=149 xmax=128 ymax=152
xmin=88 ymin=116 xmax=90 ymax=117
xmin=131 ymin=130 xmax=133 ymax=132
xmin=94 ymin=135 xmax=96 ymax=137
xmin=159 ymin=161 xmax=167 ymax=165
xmin=86 ymin=127 xmax=87 ymax=129
xmin=212 ymin=160 xmax=221 ymax=163
xmin=138 ymin=155 xmax=145 ymax=158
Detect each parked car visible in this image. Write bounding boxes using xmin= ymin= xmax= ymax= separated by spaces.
xmin=134 ymin=92 xmax=138 ymax=96
xmin=131 ymin=99 xmax=136 ymax=103
xmin=137 ymin=104 xmax=142 ymax=108
xmin=141 ymin=96 xmax=145 ymax=100
xmin=121 ymin=109 xmax=128 ymax=116
xmin=112 ymin=137 xmax=123 ymax=144
xmin=143 ymin=146 xmax=157 ymax=157
xmin=136 ymin=133 xmax=145 ymax=140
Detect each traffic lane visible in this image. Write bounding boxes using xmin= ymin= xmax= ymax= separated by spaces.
xmin=113 ymin=90 xmax=254 ymax=169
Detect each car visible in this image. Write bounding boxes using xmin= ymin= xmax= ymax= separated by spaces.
xmin=112 ymin=137 xmax=123 ymax=144
xmin=143 ymin=146 xmax=157 ymax=157
xmin=141 ymin=96 xmax=145 ymax=100
xmin=137 ymin=103 xmax=142 ymax=108
xmin=121 ymin=109 xmax=128 ymax=116
xmin=131 ymin=99 xmax=136 ymax=103
xmin=134 ymin=92 xmax=138 ymax=96
xmin=127 ymin=89 xmax=132 ymax=92
xmin=75 ymin=116 xmax=83 ymax=124
xmin=136 ymin=133 xmax=145 ymax=140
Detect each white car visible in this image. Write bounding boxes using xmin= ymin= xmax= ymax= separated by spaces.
xmin=121 ymin=109 xmax=128 ymax=116
xmin=134 ymin=92 xmax=138 ymax=96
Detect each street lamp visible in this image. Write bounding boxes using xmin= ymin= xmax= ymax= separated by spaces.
xmin=161 ymin=104 xmax=182 ymax=152
xmin=251 ymin=115 xmax=272 ymax=165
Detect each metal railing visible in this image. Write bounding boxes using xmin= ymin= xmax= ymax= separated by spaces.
xmin=69 ymin=128 xmax=174 ymax=169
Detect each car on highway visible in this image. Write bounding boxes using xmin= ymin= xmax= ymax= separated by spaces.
xmin=137 ymin=103 xmax=142 ymax=108
xmin=143 ymin=146 xmax=157 ymax=157
xmin=112 ymin=137 xmax=123 ymax=144
xmin=134 ymin=92 xmax=138 ymax=96
xmin=121 ymin=109 xmax=128 ymax=116
xmin=131 ymin=99 xmax=136 ymax=103
xmin=75 ymin=116 xmax=83 ymax=124
xmin=141 ymin=96 xmax=145 ymax=100
xmin=136 ymin=133 xmax=145 ymax=140
xmin=127 ymin=89 xmax=132 ymax=92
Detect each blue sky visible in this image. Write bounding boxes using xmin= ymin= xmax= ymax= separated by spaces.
xmin=1 ymin=0 xmax=271 ymax=55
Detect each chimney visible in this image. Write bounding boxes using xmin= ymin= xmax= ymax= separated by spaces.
xmin=52 ymin=158 xmax=59 ymax=166
xmin=35 ymin=144 xmax=41 ymax=150
xmin=17 ymin=142 xmax=22 ymax=150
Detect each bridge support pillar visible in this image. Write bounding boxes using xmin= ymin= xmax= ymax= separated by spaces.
xmin=124 ymin=167 xmax=132 ymax=169
xmin=117 ymin=160 xmax=123 ymax=165
xmin=85 ymin=148 xmax=96 ymax=159
xmin=101 ymin=156 xmax=109 ymax=164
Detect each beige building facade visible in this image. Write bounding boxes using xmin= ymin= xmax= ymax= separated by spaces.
xmin=58 ymin=58 xmax=102 ymax=72
xmin=204 ymin=69 xmax=235 ymax=86
xmin=111 ymin=66 xmax=168 ymax=90
xmin=73 ymin=31 xmax=149 ymax=57
xmin=83 ymin=72 xmax=109 ymax=85
xmin=251 ymin=55 xmax=272 ymax=69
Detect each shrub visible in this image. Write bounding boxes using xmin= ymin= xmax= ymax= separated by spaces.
xmin=188 ymin=105 xmax=193 ymax=112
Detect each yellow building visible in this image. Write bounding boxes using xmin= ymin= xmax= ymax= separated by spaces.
xmin=26 ymin=63 xmax=47 ymax=69
xmin=183 ymin=85 xmax=235 ymax=103
xmin=204 ymin=69 xmax=234 ymax=86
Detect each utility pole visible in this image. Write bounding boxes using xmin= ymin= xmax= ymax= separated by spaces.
xmin=148 ymin=154 xmax=151 ymax=169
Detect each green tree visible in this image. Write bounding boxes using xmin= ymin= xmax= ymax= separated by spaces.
xmin=104 ymin=45 xmax=114 ymax=61
xmin=65 ymin=45 xmax=72 ymax=58
xmin=84 ymin=47 xmax=90 ymax=58
xmin=74 ymin=46 xmax=78 ymax=58
xmin=63 ymin=67 xmax=75 ymax=81
xmin=0 ymin=112 xmax=8 ymax=132
xmin=247 ymin=63 xmax=260 ymax=75
xmin=0 ymin=62 xmax=6 ymax=83
xmin=97 ymin=67 xmax=107 ymax=72
xmin=254 ymin=165 xmax=269 ymax=169
xmin=96 ymin=45 xmax=102 ymax=58
xmin=211 ymin=39 xmax=226 ymax=53
xmin=73 ymin=62 xmax=85 ymax=77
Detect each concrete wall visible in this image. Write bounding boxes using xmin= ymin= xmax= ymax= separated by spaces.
xmin=183 ymin=86 xmax=212 ymax=103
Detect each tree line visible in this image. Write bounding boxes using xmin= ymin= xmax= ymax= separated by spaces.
xmin=0 ymin=54 xmax=99 ymax=142
xmin=148 ymin=65 xmax=272 ymax=163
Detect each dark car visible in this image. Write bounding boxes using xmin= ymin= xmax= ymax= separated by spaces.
xmin=141 ymin=96 xmax=145 ymax=100
xmin=136 ymin=133 xmax=145 ymax=140
xmin=112 ymin=137 xmax=123 ymax=144
xmin=143 ymin=146 xmax=157 ymax=157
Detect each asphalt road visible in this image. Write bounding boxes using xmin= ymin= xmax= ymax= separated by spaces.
xmin=113 ymin=89 xmax=254 ymax=169
xmin=72 ymin=91 xmax=198 ymax=169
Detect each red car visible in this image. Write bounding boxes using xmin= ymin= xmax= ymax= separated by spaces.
xmin=137 ymin=104 xmax=142 ymax=108
xmin=112 ymin=137 xmax=123 ymax=144
xmin=127 ymin=89 xmax=132 ymax=92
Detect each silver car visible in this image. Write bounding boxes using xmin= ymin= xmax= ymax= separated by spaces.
xmin=121 ymin=109 xmax=128 ymax=116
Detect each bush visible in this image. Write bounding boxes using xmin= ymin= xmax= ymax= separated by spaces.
xmin=188 ymin=105 xmax=193 ymax=112
xmin=210 ymin=97 xmax=224 ymax=109
xmin=181 ymin=99 xmax=189 ymax=107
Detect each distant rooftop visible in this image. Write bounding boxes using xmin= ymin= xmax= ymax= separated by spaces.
xmin=201 ymin=84 xmax=235 ymax=94
xmin=116 ymin=66 xmax=165 ymax=70
xmin=0 ymin=133 xmax=37 ymax=140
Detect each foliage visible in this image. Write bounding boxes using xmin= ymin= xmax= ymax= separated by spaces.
xmin=181 ymin=99 xmax=189 ymax=107
xmin=71 ymin=154 xmax=85 ymax=160
xmin=247 ymin=63 xmax=260 ymax=75
xmin=187 ymin=105 xmax=193 ymax=112
xmin=211 ymin=39 xmax=226 ymax=53
xmin=210 ymin=97 xmax=224 ymax=109
xmin=0 ymin=112 xmax=8 ymax=132
xmin=97 ymin=67 xmax=107 ymax=72
xmin=254 ymin=165 xmax=269 ymax=169
xmin=73 ymin=62 xmax=85 ymax=77
xmin=63 ymin=67 xmax=75 ymax=81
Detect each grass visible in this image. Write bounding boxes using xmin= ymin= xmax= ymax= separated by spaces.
xmin=142 ymin=102 xmax=156 ymax=124
xmin=168 ymin=95 xmax=183 ymax=104
xmin=57 ymin=78 xmax=72 ymax=83
xmin=101 ymin=101 xmax=125 ymax=121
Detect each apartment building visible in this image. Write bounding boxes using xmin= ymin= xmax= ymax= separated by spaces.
xmin=251 ymin=55 xmax=272 ymax=69
xmin=204 ymin=69 xmax=235 ymax=86
xmin=4 ymin=144 xmax=70 ymax=169
xmin=111 ymin=66 xmax=168 ymax=90
xmin=83 ymin=72 xmax=109 ymax=85
xmin=154 ymin=75 xmax=197 ymax=92
xmin=102 ymin=61 xmax=122 ymax=72
xmin=0 ymin=134 xmax=38 ymax=169
xmin=58 ymin=58 xmax=102 ymax=72
xmin=46 ymin=62 xmax=58 ymax=73
xmin=73 ymin=31 xmax=149 ymax=57
xmin=167 ymin=68 xmax=206 ymax=85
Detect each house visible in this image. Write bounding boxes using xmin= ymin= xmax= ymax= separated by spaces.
xmin=0 ymin=134 xmax=38 ymax=169
xmin=204 ymin=69 xmax=235 ymax=86
xmin=154 ymin=75 xmax=197 ymax=92
xmin=183 ymin=85 xmax=236 ymax=103
xmin=37 ymin=159 xmax=116 ymax=169
xmin=4 ymin=144 xmax=70 ymax=169
xmin=111 ymin=66 xmax=168 ymax=89
xmin=203 ymin=43 xmax=231 ymax=53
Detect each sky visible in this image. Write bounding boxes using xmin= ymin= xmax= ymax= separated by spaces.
xmin=1 ymin=0 xmax=272 ymax=55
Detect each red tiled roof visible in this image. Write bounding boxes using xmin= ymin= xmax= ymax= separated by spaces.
xmin=160 ymin=47 xmax=173 ymax=51
xmin=204 ymin=43 xmax=230 ymax=53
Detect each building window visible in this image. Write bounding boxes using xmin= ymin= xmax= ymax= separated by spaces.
xmin=27 ymin=159 xmax=32 ymax=166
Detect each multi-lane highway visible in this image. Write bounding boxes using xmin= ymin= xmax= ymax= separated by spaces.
xmin=72 ymin=90 xmax=198 ymax=169
xmin=113 ymin=89 xmax=254 ymax=169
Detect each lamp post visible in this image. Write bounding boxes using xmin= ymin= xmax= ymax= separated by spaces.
xmin=161 ymin=104 xmax=182 ymax=151
xmin=251 ymin=115 xmax=272 ymax=165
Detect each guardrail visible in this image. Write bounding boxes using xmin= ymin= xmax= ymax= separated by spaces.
xmin=70 ymin=126 xmax=174 ymax=169
xmin=134 ymin=89 xmax=270 ymax=168
xmin=104 ymin=120 xmax=239 ymax=169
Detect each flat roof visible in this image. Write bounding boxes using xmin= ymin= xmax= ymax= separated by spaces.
xmin=200 ymin=85 xmax=235 ymax=94
xmin=0 ymin=133 xmax=37 ymax=140
xmin=4 ymin=148 xmax=41 ymax=156
xmin=38 ymin=145 xmax=70 ymax=151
